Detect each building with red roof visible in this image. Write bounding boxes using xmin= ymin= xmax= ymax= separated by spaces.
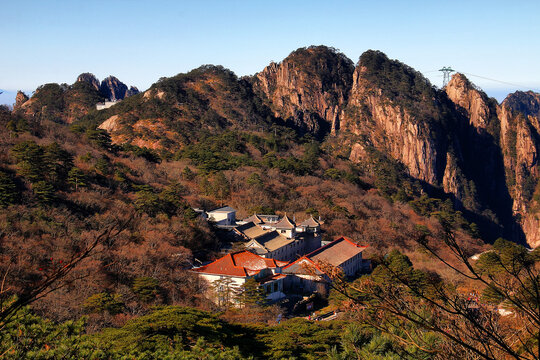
xmin=192 ymin=250 xmax=288 ymax=304
xmin=282 ymin=236 xmax=370 ymax=293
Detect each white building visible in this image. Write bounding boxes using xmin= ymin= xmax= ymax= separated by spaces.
xmin=96 ymin=100 xmax=119 ymax=110
xmin=206 ymin=206 xmax=236 ymax=226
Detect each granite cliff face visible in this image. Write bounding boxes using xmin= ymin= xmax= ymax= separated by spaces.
xmin=342 ymin=51 xmax=462 ymax=197
xmin=445 ymin=73 xmax=495 ymax=130
xmin=444 ymin=74 xmax=515 ymax=239
xmin=253 ymin=46 xmax=354 ymax=137
xmin=498 ymin=91 xmax=540 ymax=247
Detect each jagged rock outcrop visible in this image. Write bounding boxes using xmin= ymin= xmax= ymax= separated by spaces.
xmin=498 ymin=91 xmax=540 ymax=247
xmin=14 ymin=91 xmax=29 ymax=109
xmin=100 ymin=76 xmax=129 ymax=101
xmin=253 ymin=46 xmax=354 ymax=137
xmin=76 ymin=73 xmax=138 ymax=101
xmin=76 ymin=73 xmax=100 ymax=91
xmin=445 ymin=73 xmax=495 ymax=130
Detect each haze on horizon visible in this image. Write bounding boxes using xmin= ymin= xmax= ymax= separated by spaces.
xmin=1 ymin=0 xmax=539 ymax=105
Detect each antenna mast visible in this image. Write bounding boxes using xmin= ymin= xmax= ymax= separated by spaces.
xmin=439 ymin=66 xmax=455 ymax=87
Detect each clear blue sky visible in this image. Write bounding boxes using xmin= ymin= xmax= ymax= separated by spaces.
xmin=1 ymin=0 xmax=539 ymax=104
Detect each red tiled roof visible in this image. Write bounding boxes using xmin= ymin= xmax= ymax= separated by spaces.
xmin=192 ymin=250 xmax=287 ymax=277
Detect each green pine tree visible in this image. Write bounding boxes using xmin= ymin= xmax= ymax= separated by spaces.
xmin=235 ymin=278 xmax=266 ymax=308
xmin=132 ymin=277 xmax=160 ymax=303
xmin=182 ymin=166 xmax=196 ymax=181
xmin=0 ymin=170 xmax=18 ymax=207
xmin=32 ymin=181 xmax=55 ymax=205
xmin=212 ymin=172 xmax=230 ymax=204
xmin=67 ymin=167 xmax=86 ymax=191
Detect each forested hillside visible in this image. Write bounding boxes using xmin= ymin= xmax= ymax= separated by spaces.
xmin=1 ymin=46 xmax=539 ymax=359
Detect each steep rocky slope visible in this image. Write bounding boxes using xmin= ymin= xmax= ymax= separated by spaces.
xmin=444 ymin=74 xmax=516 ymax=240
xmin=342 ymin=50 xmax=452 ymax=187
xmin=253 ymin=46 xmax=354 ymax=137
xmin=498 ymin=91 xmax=540 ymax=247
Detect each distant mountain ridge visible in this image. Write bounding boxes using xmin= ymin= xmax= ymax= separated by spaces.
xmin=76 ymin=72 xmax=139 ymax=101
xmin=12 ymin=73 xmax=139 ymax=124
xmin=10 ymin=46 xmax=540 ymax=247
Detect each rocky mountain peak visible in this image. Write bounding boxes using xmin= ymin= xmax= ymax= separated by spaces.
xmin=344 ymin=50 xmax=448 ymax=186
xmin=502 ymin=91 xmax=540 ymax=117
xmin=253 ymin=45 xmax=354 ymax=137
xmin=445 ymin=73 xmax=494 ymax=130
xmin=76 ymin=73 xmax=100 ymax=91
xmin=100 ymin=76 xmax=129 ymax=101
xmin=14 ymin=91 xmax=29 ymax=109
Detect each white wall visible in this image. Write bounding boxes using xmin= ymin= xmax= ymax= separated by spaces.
xmin=207 ymin=211 xmax=236 ymax=225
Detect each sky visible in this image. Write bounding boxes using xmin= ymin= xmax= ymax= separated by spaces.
xmin=1 ymin=0 xmax=539 ymax=105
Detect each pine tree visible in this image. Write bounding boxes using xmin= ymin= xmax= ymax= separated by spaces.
xmin=0 ymin=170 xmax=17 ymax=207
xmin=199 ymin=175 xmax=211 ymax=196
xmin=181 ymin=166 xmax=195 ymax=181
xmin=32 ymin=181 xmax=55 ymax=205
xmin=212 ymin=277 xmax=236 ymax=308
xmin=43 ymin=142 xmax=73 ymax=187
xmin=10 ymin=140 xmax=45 ymax=182
xmin=235 ymin=278 xmax=265 ymax=308
xmin=212 ymin=172 xmax=230 ymax=204
xmin=67 ymin=167 xmax=86 ymax=191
